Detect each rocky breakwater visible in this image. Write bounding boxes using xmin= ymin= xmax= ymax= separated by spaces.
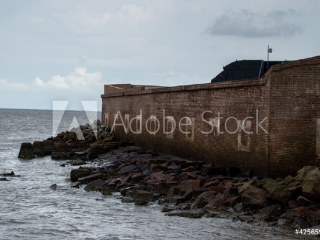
xmin=18 ymin=120 xmax=125 ymax=162
xmin=70 ymin=151 xmax=320 ymax=231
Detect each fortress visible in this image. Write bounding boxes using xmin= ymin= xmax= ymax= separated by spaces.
xmin=101 ymin=55 xmax=320 ymax=178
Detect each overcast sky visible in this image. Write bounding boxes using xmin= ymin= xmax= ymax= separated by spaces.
xmin=0 ymin=0 xmax=319 ymax=110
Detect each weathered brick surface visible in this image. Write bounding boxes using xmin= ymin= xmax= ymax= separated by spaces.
xmin=101 ymin=55 xmax=320 ymax=178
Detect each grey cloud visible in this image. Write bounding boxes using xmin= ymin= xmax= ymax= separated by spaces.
xmin=207 ymin=9 xmax=304 ymax=38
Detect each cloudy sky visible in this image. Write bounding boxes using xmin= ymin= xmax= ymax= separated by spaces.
xmin=0 ymin=0 xmax=319 ymax=110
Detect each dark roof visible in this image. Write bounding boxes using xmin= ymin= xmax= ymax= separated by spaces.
xmin=211 ymin=60 xmax=288 ymax=83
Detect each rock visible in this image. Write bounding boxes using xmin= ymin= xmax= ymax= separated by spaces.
xmin=177 ymin=203 xmax=190 ymax=210
xmin=147 ymin=159 xmax=165 ymax=170
xmin=238 ymin=215 xmax=254 ymax=223
xmin=288 ymin=200 xmax=299 ymax=209
xmin=2 ymin=171 xmax=15 ymax=176
xmin=87 ymin=144 xmax=113 ymax=159
xmin=51 ymin=152 xmax=73 ymax=160
xmin=277 ymin=218 xmax=291 ymax=226
xmin=134 ymin=190 xmax=155 ymax=205
xmin=71 ymin=182 xmax=81 ymax=188
xmin=234 ymin=202 xmax=243 ymax=211
xmin=71 ymin=160 xmax=86 ymax=166
xmin=209 ymin=186 xmax=224 ymax=193
xmin=266 ymin=186 xmax=291 ymax=204
xmin=101 ymin=185 xmax=114 ymax=195
xmin=161 ymin=204 xmax=177 ymax=212
xmin=165 ymin=210 xmax=204 ymax=218
xmin=42 ymin=140 xmax=55 ymax=155
xmin=203 ymin=180 xmax=220 ymax=188
xmin=297 ymin=196 xmax=316 ymax=206
xmin=84 ymin=179 xmax=106 ymax=192
xmin=121 ymin=197 xmax=134 ymax=203
xmin=33 ymin=141 xmax=46 ymax=156
xmin=70 ymin=168 xmax=91 ymax=182
xmin=78 ymin=173 xmax=103 ymax=184
xmin=296 ymin=166 xmax=319 ymax=181
xmin=190 ymin=191 xmax=217 ymax=210
xmin=302 ymin=168 xmax=320 ymax=200
xmin=253 ymin=204 xmax=282 ymax=222
xmin=50 ymin=184 xmax=57 ymax=190
xmin=241 ymin=185 xmax=268 ymax=207
xmin=131 ymin=173 xmax=143 ymax=183
xmin=150 ymin=164 xmax=167 ymax=172
xmin=118 ymin=165 xmax=137 ymax=175
xmin=0 ymin=178 xmax=8 ymax=181
xmin=283 ymin=175 xmax=293 ymax=185
xmin=18 ymin=143 xmax=35 ymax=159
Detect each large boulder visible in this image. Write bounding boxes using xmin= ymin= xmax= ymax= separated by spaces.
xmin=296 ymin=166 xmax=319 ymax=181
xmin=18 ymin=143 xmax=35 ymax=159
xmin=302 ymin=168 xmax=320 ymax=200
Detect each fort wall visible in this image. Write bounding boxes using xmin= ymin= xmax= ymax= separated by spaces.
xmin=101 ymin=55 xmax=320 ymax=177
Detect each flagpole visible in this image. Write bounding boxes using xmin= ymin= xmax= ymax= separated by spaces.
xmin=267 ymin=45 xmax=269 ymax=70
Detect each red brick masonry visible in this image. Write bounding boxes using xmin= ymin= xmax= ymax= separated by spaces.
xmin=101 ymin=55 xmax=320 ymax=178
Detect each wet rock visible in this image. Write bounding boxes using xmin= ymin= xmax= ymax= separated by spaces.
xmin=71 ymin=181 xmax=81 ymax=188
xmin=78 ymin=173 xmax=103 ymax=184
xmin=71 ymin=160 xmax=86 ymax=166
xmin=101 ymin=185 xmax=114 ymax=195
xmin=134 ymin=190 xmax=155 ymax=205
xmin=2 ymin=171 xmax=15 ymax=176
xmin=51 ymin=152 xmax=73 ymax=160
xmin=190 ymin=191 xmax=216 ymax=210
xmin=84 ymin=179 xmax=106 ymax=192
xmin=161 ymin=204 xmax=177 ymax=212
xmin=121 ymin=197 xmax=134 ymax=203
xmin=70 ymin=168 xmax=91 ymax=182
xmin=177 ymin=202 xmax=190 ymax=210
xmin=165 ymin=210 xmax=204 ymax=218
xmin=18 ymin=142 xmax=35 ymax=159
xmin=50 ymin=184 xmax=57 ymax=190
xmin=253 ymin=204 xmax=282 ymax=222
xmin=234 ymin=202 xmax=243 ymax=211
xmin=33 ymin=141 xmax=46 ymax=156
xmin=277 ymin=218 xmax=291 ymax=226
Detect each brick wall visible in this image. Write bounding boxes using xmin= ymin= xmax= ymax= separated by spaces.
xmin=101 ymin=55 xmax=320 ymax=177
